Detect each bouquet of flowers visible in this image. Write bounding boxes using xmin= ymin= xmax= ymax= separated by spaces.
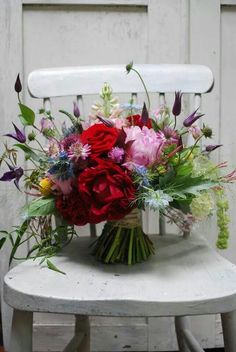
xmin=0 ymin=63 xmax=235 ymax=271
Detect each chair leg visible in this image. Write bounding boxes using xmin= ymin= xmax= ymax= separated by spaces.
xmin=175 ymin=316 xmax=190 ymax=352
xmin=8 ymin=309 xmax=33 ymax=352
xmin=75 ymin=315 xmax=90 ymax=352
xmin=221 ymin=310 xmax=236 ymax=352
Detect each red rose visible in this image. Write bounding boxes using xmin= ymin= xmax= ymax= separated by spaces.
xmin=56 ymin=187 xmax=89 ymax=225
xmin=80 ymin=124 xmax=119 ymax=156
xmin=127 ymin=114 xmax=152 ymax=129
xmin=78 ymin=160 xmax=136 ymax=223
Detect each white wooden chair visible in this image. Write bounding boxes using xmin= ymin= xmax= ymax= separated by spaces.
xmin=3 ymin=64 xmax=236 ymax=352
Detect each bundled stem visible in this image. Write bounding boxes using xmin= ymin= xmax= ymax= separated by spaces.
xmin=90 ymin=209 xmax=155 ymax=264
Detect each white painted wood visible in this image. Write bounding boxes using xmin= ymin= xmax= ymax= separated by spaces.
xmin=28 ymin=65 xmax=214 ymax=98
xmin=221 ymin=311 xmax=236 ymax=352
xmin=181 ymin=328 xmax=204 ymax=352
xmin=0 ymin=0 xmax=25 ymax=350
xmin=8 ymin=309 xmax=33 ymax=352
xmin=175 ymin=316 xmax=190 ymax=352
xmin=4 ymin=234 xmax=236 ymax=318
xmin=22 ymin=0 xmax=149 ymax=4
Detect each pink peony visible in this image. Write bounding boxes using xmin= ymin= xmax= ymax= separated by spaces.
xmin=123 ymin=126 xmax=163 ymax=170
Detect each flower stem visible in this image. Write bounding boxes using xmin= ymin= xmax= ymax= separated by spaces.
xmin=130 ymin=68 xmax=151 ymax=111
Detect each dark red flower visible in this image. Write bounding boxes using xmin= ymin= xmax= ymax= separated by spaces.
xmin=80 ymin=124 xmax=119 ymax=157
xmin=78 ymin=160 xmax=136 ymax=223
xmin=127 ymin=114 xmax=152 ymax=129
xmin=56 ymin=187 xmax=89 ymax=225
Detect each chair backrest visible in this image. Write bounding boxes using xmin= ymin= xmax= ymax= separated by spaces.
xmin=28 ymin=64 xmax=214 ymax=236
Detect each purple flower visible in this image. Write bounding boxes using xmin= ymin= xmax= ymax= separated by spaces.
xmin=141 ymin=102 xmax=149 ymax=125
xmin=172 ymin=91 xmax=182 ymax=117
xmin=73 ymin=102 xmax=80 ymax=118
xmin=205 ymin=144 xmax=222 ymax=152
xmin=5 ymin=123 xmax=26 ymax=143
xmin=108 ymin=147 xmax=125 ymax=163
xmin=40 ymin=117 xmax=53 ymax=131
xmin=0 ymin=163 xmax=23 ymax=190
xmin=96 ymin=115 xmax=114 ymax=127
xmin=183 ymin=109 xmax=204 ymax=127
xmin=14 ymin=74 xmax=22 ymax=93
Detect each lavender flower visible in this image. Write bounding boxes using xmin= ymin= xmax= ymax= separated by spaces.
xmin=183 ymin=109 xmax=204 ymax=127
xmin=172 ymin=91 xmax=182 ymax=117
xmin=5 ymin=123 xmax=26 ymax=143
xmin=0 ymin=164 xmax=23 ymax=190
xmin=108 ymin=147 xmax=125 ymax=163
xmin=205 ymin=144 xmax=222 ymax=152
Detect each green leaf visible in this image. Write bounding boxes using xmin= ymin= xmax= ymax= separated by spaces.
xmin=19 ymin=103 xmax=35 ymax=126
xmin=46 ymin=259 xmax=66 ymax=275
xmin=9 ymin=220 xmax=29 ymax=265
xmin=182 ymin=181 xmax=218 ymax=196
xmin=25 ymin=197 xmax=55 ymax=217
xmin=14 ymin=143 xmax=40 ymax=161
xmin=0 ymin=237 xmax=6 ymax=249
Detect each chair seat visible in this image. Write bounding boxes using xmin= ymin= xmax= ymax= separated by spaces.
xmin=4 ymin=234 xmax=236 ymax=317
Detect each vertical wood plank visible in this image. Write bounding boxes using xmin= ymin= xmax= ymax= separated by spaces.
xmin=190 ymin=0 xmax=221 ymax=348
xmin=0 ymin=1 xmax=24 ymax=350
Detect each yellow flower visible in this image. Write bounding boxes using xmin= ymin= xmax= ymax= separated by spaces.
xmin=39 ymin=178 xmax=53 ymax=196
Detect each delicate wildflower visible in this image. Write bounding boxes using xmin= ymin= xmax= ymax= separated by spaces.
xmin=39 ymin=177 xmax=53 ymax=196
xmin=0 ymin=163 xmax=23 ymax=190
xmin=68 ymin=142 xmax=91 ymax=162
xmin=183 ymin=109 xmax=204 ymax=127
xmin=60 ymin=133 xmax=80 ymax=151
xmin=134 ymin=166 xmax=150 ymax=187
xmin=108 ymin=147 xmax=125 ymax=163
xmin=192 ymin=155 xmax=219 ymax=181
xmin=5 ymin=123 xmax=26 ymax=143
xmin=144 ymin=190 xmax=173 ymax=211
xmin=48 ymin=151 xmax=73 ymax=181
xmin=189 ymin=124 xmax=202 ymax=140
xmin=172 ymin=91 xmax=182 ymax=117
xmin=157 ymin=126 xmax=180 ymax=147
xmin=40 ymin=117 xmax=53 ymax=131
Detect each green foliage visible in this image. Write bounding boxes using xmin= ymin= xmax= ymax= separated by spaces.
xmin=19 ymin=103 xmax=35 ymax=126
xmin=24 ymin=197 xmax=55 ymax=218
xmin=14 ymin=143 xmax=41 ymax=162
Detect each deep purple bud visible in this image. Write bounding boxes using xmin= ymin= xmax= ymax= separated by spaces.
xmin=141 ymin=102 xmax=149 ymax=125
xmin=5 ymin=123 xmax=26 ymax=143
xmin=183 ymin=109 xmax=204 ymax=127
xmin=73 ymin=102 xmax=80 ymax=118
xmin=172 ymin=91 xmax=183 ymax=117
xmin=205 ymin=144 xmax=222 ymax=152
xmin=96 ymin=115 xmax=114 ymax=127
xmin=14 ymin=74 xmax=22 ymax=93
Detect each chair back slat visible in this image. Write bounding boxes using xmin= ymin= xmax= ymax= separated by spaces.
xmin=28 ymin=64 xmax=214 ymax=98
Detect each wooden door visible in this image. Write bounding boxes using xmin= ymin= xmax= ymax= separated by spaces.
xmin=1 ymin=0 xmax=236 ymax=350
